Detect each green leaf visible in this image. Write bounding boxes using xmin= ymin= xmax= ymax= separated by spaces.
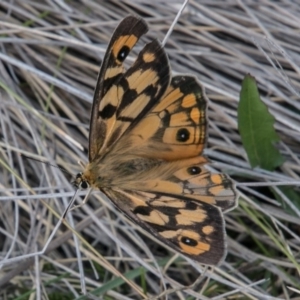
xmin=238 ymin=74 xmax=284 ymax=170
xmin=272 ymin=186 xmax=300 ymax=217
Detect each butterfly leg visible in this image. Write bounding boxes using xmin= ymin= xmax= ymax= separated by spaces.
xmin=69 ymin=188 xmax=93 ymax=211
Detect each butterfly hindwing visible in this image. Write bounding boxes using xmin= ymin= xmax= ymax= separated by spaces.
xmin=118 ymin=156 xmax=236 ymax=212
xmin=171 ymin=158 xmax=236 ymax=211
xmin=102 ymin=188 xmax=226 ymax=265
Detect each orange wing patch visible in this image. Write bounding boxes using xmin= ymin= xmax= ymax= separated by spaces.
xmin=126 ymin=76 xmax=207 ymax=160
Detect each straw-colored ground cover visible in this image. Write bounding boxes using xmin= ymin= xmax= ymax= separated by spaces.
xmin=0 ymin=1 xmax=299 ymax=299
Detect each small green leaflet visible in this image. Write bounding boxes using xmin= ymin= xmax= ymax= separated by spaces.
xmin=238 ymin=74 xmax=284 ymax=171
xmin=272 ymin=186 xmax=300 ymax=217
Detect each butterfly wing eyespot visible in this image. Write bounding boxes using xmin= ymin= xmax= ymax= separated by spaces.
xmin=187 ymin=166 xmax=201 ymax=175
xmin=117 ymin=45 xmax=130 ymax=61
xmin=176 ymin=128 xmax=190 ymax=142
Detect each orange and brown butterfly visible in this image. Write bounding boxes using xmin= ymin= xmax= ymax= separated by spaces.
xmin=74 ymin=15 xmax=237 ymax=265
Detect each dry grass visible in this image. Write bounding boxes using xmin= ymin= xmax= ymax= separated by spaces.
xmin=0 ymin=1 xmax=299 ymax=299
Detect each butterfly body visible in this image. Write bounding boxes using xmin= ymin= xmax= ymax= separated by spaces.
xmin=75 ymin=16 xmax=237 ymax=265
xmin=78 ymin=155 xmax=163 ymax=189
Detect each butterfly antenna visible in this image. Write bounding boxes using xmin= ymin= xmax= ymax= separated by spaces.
xmin=162 ymin=0 xmax=189 ymax=47
xmin=21 ymin=154 xmax=71 ymax=176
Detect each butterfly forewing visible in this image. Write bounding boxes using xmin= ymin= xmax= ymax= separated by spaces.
xmin=102 ymin=39 xmax=170 ymax=151
xmin=123 ymin=76 xmax=207 ymax=160
xmin=89 ymin=16 xmax=148 ymax=161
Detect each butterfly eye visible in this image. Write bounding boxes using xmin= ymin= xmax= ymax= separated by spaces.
xmin=80 ymin=180 xmax=89 ymax=190
xmin=176 ymin=128 xmax=190 ymax=142
xmin=181 ymin=236 xmax=198 ymax=247
xmin=117 ymin=45 xmax=130 ymax=62
xmin=187 ymin=166 xmax=201 ymax=175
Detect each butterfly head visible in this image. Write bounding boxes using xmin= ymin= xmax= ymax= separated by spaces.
xmin=73 ymin=172 xmax=90 ymax=190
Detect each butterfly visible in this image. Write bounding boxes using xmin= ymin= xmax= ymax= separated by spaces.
xmin=74 ymin=15 xmax=237 ymax=265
